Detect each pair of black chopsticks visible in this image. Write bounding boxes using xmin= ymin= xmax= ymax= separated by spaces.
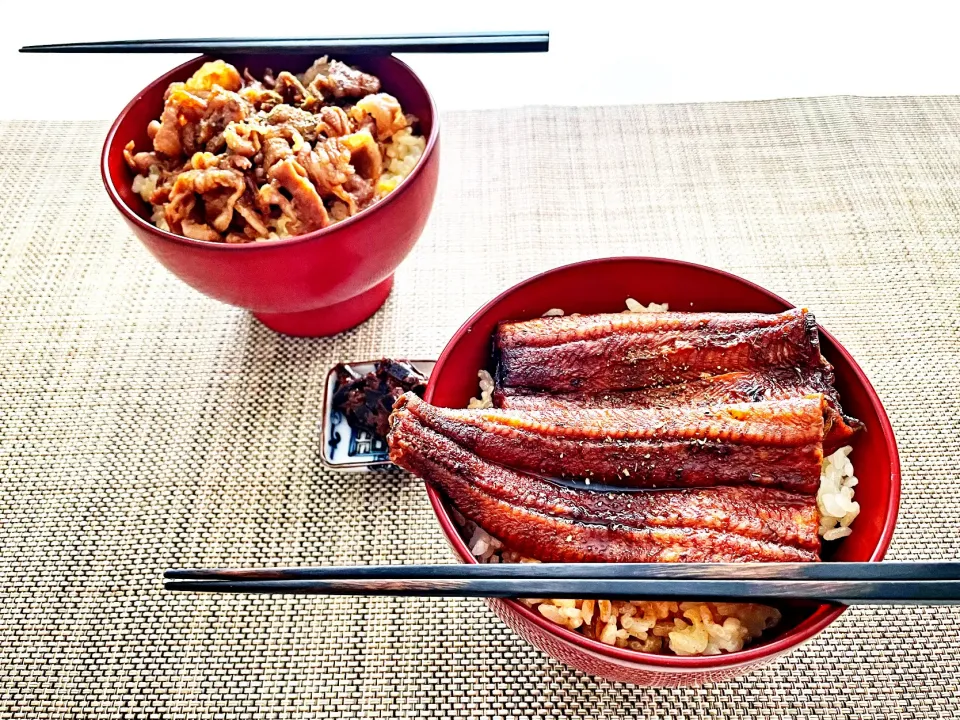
xmin=165 ymin=562 xmax=960 ymax=604
xmin=19 ymin=31 xmax=549 ymax=55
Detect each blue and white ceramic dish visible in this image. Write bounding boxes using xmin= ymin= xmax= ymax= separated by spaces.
xmin=320 ymin=359 xmax=436 ymax=470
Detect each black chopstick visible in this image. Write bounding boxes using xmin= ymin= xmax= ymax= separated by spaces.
xmin=165 ymin=562 xmax=960 ymax=582
xmin=163 ymin=562 xmax=960 ymax=604
xmin=19 ymin=31 xmax=549 ymax=55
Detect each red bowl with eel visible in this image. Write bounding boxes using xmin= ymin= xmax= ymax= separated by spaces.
xmin=422 ymin=256 xmax=900 ymax=686
xmin=102 ymin=53 xmax=439 ymax=337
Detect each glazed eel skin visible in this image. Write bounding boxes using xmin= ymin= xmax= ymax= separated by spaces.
xmin=396 ymin=392 xmax=826 ymax=494
xmin=494 ymin=309 xmax=821 ymax=394
xmin=388 ymin=403 xmax=821 ymax=563
xmin=496 ymin=366 xmax=861 ymax=452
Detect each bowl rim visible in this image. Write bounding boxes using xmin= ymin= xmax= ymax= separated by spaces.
xmin=100 ymin=53 xmax=439 ymax=253
xmin=424 ymin=255 xmax=901 ymax=670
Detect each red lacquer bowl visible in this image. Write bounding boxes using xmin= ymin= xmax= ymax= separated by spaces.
xmin=102 ymin=54 xmax=439 ymax=337
xmin=424 ymin=257 xmax=900 ymax=686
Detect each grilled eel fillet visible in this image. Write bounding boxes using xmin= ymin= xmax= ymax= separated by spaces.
xmin=496 ymin=367 xmax=861 ymax=452
xmin=388 ymin=401 xmax=821 ymax=563
xmin=494 ymin=309 xmax=821 ymax=394
xmin=396 ymin=392 xmax=826 ymax=494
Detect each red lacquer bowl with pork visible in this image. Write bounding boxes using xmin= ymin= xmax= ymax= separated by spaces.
xmin=102 ymin=53 xmax=439 ymax=337
xmin=420 ymin=257 xmax=900 ymax=686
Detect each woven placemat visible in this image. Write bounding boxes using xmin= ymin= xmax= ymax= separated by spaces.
xmin=2 ymin=96 xmax=960 ymax=718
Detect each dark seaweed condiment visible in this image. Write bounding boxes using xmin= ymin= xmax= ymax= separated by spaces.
xmin=332 ymin=359 xmax=428 ymax=439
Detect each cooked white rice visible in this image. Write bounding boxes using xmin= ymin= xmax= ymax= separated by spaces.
xmin=376 ymin=127 xmax=426 ymax=197
xmin=624 ymin=298 xmax=670 ymax=313
xmin=132 ymin=166 xmax=160 ymax=202
xmin=817 ymin=446 xmax=860 ymax=540
xmin=467 ymin=370 xmax=496 ymax=410
xmin=132 ymin=166 xmax=172 ymax=231
xmin=540 ymin=299 xmax=670 ymax=318
xmin=459 ymin=302 xmax=860 ymax=655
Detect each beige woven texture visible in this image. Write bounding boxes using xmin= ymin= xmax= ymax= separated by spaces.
xmin=2 ymin=97 xmax=960 ymax=718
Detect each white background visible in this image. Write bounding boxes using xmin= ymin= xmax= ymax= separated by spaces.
xmin=2 ymin=1 xmax=959 ymax=119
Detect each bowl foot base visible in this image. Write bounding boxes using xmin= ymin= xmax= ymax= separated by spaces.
xmin=253 ymin=275 xmax=394 ymax=337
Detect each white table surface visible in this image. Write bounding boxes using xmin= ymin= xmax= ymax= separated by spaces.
xmin=2 ymin=0 xmax=958 ymax=120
